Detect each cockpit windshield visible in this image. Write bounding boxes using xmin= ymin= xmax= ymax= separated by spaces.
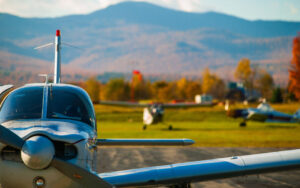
xmin=47 ymin=86 xmax=95 ymax=127
xmin=257 ymin=103 xmax=273 ymax=112
xmin=0 ymin=85 xmax=95 ymax=127
xmin=0 ymin=87 xmax=43 ymax=123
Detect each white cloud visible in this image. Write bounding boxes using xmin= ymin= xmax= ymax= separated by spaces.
xmin=146 ymin=0 xmax=214 ymax=12
xmin=0 ymin=0 xmax=124 ymax=17
xmin=289 ymin=4 xmax=298 ymax=15
xmin=0 ymin=0 xmax=299 ymax=21
xmin=0 ymin=0 xmax=217 ymax=18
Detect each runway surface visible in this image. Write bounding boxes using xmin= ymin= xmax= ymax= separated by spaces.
xmin=97 ymin=147 xmax=300 ymax=188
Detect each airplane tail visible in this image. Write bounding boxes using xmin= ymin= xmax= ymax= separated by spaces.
xmin=293 ymin=109 xmax=300 ymax=120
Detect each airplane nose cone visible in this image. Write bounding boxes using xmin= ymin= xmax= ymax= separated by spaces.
xmin=21 ymin=136 xmax=55 ymax=170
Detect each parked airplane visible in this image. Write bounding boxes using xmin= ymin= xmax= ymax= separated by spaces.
xmin=99 ymin=101 xmax=213 ymax=130
xmin=1 ymin=30 xmax=300 ymax=188
xmin=226 ymin=101 xmax=300 ymax=126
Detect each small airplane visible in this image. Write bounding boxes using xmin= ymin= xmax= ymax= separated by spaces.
xmin=99 ymin=101 xmax=214 ymax=130
xmin=226 ymin=101 xmax=300 ymax=126
xmin=1 ymin=30 xmax=300 ymax=188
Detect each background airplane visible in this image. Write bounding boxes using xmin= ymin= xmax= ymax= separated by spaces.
xmin=99 ymin=100 xmax=214 ymax=130
xmin=1 ymin=30 xmax=300 ymax=188
xmin=226 ymin=101 xmax=300 ymax=126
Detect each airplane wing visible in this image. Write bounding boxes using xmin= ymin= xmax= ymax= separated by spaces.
xmin=99 ymin=149 xmax=300 ymax=187
xmin=97 ymin=138 xmax=194 ymax=146
xmin=99 ymin=101 xmax=149 ymax=107
xmin=247 ymin=109 xmax=294 ymax=122
xmin=162 ymin=102 xmax=215 ymax=108
xmin=99 ymin=101 xmax=215 ymax=108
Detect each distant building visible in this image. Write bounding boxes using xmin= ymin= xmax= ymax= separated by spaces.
xmin=195 ymin=94 xmax=213 ymax=104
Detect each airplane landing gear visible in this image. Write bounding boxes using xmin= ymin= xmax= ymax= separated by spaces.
xmin=163 ymin=122 xmax=173 ymax=130
xmin=143 ymin=125 xmax=147 ymax=130
xmin=239 ymin=121 xmax=247 ymax=127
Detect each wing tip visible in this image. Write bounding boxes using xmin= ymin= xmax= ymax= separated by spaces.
xmin=183 ymin=139 xmax=195 ymax=145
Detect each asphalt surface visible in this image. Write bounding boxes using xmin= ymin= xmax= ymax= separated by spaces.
xmin=97 ymin=147 xmax=300 ymax=188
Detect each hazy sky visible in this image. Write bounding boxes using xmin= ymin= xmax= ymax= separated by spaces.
xmin=0 ymin=0 xmax=299 ymax=21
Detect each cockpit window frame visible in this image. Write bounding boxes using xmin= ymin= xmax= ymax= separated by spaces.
xmin=0 ymin=86 xmax=44 ymax=124
xmin=0 ymin=85 xmax=96 ymax=129
xmin=46 ymin=85 xmax=96 ymax=128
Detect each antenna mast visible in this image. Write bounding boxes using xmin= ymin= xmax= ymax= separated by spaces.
xmin=54 ymin=30 xmax=61 ymax=84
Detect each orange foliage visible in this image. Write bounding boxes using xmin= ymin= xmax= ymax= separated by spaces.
xmin=289 ymin=34 xmax=300 ymax=100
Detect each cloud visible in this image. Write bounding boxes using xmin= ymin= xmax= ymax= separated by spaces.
xmin=0 ymin=0 xmax=216 ymax=18
xmin=148 ymin=0 xmax=214 ymax=12
xmin=0 ymin=0 xmax=299 ymax=21
xmin=0 ymin=0 xmax=124 ymax=17
xmin=289 ymin=4 xmax=298 ymax=15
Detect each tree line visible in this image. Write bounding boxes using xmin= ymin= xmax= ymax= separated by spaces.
xmin=78 ymin=64 xmax=288 ymax=103
xmin=77 ymin=33 xmax=300 ymax=104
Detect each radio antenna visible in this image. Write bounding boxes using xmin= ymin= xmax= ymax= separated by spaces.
xmin=54 ymin=30 xmax=61 ymax=84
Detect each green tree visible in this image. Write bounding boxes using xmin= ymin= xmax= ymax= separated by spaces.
xmin=103 ymin=78 xmax=130 ymax=101
xmin=131 ymin=74 xmax=152 ymax=101
xmin=256 ymin=69 xmax=274 ymax=100
xmin=84 ymin=77 xmax=100 ymax=103
xmin=152 ymin=81 xmax=178 ymax=102
xmin=271 ymin=88 xmax=283 ymax=103
xmin=185 ymin=81 xmax=202 ymax=100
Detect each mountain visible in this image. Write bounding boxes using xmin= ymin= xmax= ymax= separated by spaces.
xmin=0 ymin=1 xmax=299 ymax=85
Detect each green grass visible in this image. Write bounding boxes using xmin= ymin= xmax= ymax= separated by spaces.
xmin=95 ymin=103 xmax=300 ymax=148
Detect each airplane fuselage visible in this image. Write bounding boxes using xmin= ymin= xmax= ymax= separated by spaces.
xmin=0 ymin=84 xmax=98 ymax=188
xmin=247 ymin=108 xmax=295 ymax=122
xmin=143 ymin=105 xmax=164 ymax=125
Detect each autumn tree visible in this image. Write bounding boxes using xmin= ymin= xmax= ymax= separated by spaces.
xmin=185 ymin=81 xmax=202 ymax=100
xmin=234 ymin=58 xmax=254 ymax=90
xmin=255 ymin=69 xmax=274 ymax=100
xmin=84 ymin=77 xmax=100 ymax=103
xmin=176 ymin=77 xmax=188 ymax=99
xmin=131 ymin=72 xmax=152 ymax=101
xmin=288 ymin=34 xmax=300 ymax=100
xmin=202 ymin=68 xmax=225 ymax=99
xmin=151 ymin=81 xmax=178 ymax=102
xmin=102 ymin=78 xmax=130 ymax=101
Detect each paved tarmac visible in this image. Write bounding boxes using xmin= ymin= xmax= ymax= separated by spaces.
xmin=97 ymin=147 xmax=300 ymax=188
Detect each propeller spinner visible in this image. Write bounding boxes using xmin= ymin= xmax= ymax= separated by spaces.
xmin=0 ymin=125 xmax=112 ymax=188
xmin=21 ymin=136 xmax=55 ymax=170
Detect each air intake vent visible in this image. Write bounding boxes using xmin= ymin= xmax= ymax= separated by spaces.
xmin=1 ymin=146 xmax=22 ymax=162
xmin=53 ymin=141 xmax=77 ymax=160
xmin=1 ymin=141 xmax=77 ymax=162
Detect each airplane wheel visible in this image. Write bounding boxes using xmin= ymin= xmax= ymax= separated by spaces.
xmin=239 ymin=122 xmax=246 ymax=127
xmin=168 ymin=125 xmax=173 ymax=130
xmin=143 ymin=125 xmax=147 ymax=130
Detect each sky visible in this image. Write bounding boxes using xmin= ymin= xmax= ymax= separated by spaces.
xmin=0 ymin=0 xmax=300 ymax=21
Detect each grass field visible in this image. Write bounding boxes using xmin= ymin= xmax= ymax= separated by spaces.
xmin=95 ymin=103 xmax=300 ymax=147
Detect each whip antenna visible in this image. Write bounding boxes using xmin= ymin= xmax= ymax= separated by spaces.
xmin=54 ymin=29 xmax=61 ymax=84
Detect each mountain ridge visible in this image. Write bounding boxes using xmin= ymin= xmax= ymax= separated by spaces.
xmin=0 ymin=1 xmax=299 ymax=86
